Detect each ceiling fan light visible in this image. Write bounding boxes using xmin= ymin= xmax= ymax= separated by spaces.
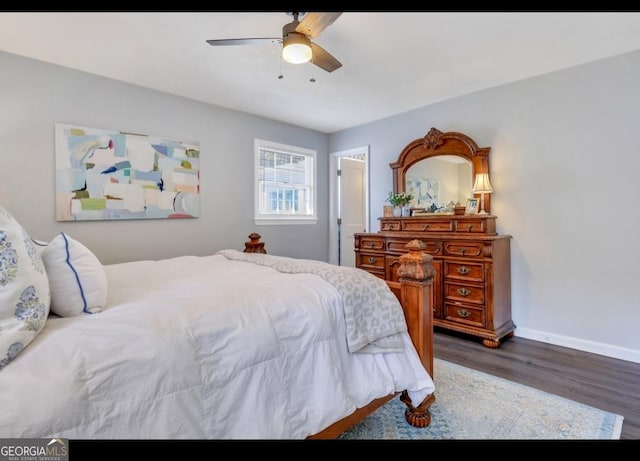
xmin=282 ymin=33 xmax=312 ymax=64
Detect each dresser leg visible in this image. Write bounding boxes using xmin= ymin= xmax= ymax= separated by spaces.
xmin=482 ymin=338 xmax=500 ymax=348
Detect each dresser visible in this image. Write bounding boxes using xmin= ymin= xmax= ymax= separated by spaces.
xmin=355 ymin=127 xmax=515 ymax=348
xmin=355 ymin=215 xmax=514 ymax=348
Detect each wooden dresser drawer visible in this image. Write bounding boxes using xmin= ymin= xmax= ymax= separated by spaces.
xmin=443 ymin=241 xmax=484 ymax=258
xmin=444 ymin=302 xmax=484 ymax=328
xmin=387 ymin=238 xmax=442 ymax=256
xmin=380 ymin=220 xmax=401 ymax=231
xmin=359 ymin=236 xmax=385 ymax=251
xmin=356 ymin=252 xmax=385 ymax=270
xmin=402 ymin=219 xmax=453 ymax=232
xmin=444 ymin=281 xmax=484 ymax=304
xmin=444 ymin=261 xmax=484 ymax=282
xmin=454 ymin=220 xmax=490 ymax=233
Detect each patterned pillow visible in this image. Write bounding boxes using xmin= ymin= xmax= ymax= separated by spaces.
xmin=30 ymin=238 xmax=49 ymax=257
xmin=0 ymin=207 xmax=50 ymax=371
xmin=41 ymin=232 xmax=107 ymax=317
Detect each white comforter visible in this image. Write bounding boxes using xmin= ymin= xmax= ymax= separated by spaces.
xmin=0 ymin=253 xmax=435 ymax=439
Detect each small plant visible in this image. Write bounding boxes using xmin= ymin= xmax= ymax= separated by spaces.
xmin=387 ymin=191 xmax=414 ymax=207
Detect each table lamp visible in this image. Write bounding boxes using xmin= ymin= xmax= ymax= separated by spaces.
xmin=472 ymin=173 xmax=493 ymax=215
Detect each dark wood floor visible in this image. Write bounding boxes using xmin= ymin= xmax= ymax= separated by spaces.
xmin=433 ymin=329 xmax=640 ymax=440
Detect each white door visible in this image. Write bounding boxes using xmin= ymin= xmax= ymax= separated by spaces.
xmin=339 ymin=157 xmax=366 ymax=267
xmin=329 ymin=146 xmax=369 ymax=267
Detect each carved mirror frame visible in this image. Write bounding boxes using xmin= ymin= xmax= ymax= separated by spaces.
xmin=390 ymin=127 xmax=492 ymax=213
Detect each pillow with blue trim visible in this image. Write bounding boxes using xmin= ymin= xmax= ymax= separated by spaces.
xmin=0 ymin=207 xmax=50 ymax=371
xmin=41 ymin=232 xmax=107 ymax=317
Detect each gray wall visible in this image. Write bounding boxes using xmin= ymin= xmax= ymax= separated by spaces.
xmin=0 ymin=51 xmax=330 ymax=263
xmin=329 ymin=50 xmax=640 ymax=362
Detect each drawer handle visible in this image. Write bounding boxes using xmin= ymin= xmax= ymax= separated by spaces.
xmin=368 ymin=243 xmax=375 ymax=248
xmin=456 ymin=287 xmax=471 ymax=296
xmin=388 ymin=225 xmax=395 ymax=230
xmin=368 ymin=257 xmax=377 ymax=264
xmin=457 ymin=308 xmax=471 ymax=318
xmin=422 ymin=224 xmax=429 ymax=230
xmin=456 ymin=266 xmax=471 ymax=275
xmin=466 ymin=224 xmax=473 ymax=231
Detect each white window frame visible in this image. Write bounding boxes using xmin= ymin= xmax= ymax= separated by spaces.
xmin=254 ymin=138 xmax=318 ymax=225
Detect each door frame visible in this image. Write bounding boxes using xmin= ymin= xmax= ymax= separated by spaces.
xmin=328 ymin=145 xmax=370 ymax=265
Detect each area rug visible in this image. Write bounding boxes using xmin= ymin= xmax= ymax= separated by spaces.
xmin=339 ymin=358 xmax=624 ymax=439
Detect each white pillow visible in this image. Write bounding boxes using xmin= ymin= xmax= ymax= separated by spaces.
xmin=41 ymin=233 xmax=107 ymax=317
xmin=0 ymin=207 xmax=50 ymax=370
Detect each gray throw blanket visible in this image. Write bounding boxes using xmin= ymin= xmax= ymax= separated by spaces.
xmin=217 ymin=250 xmax=407 ymax=354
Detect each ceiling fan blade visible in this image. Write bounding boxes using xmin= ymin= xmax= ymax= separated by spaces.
xmin=296 ymin=12 xmax=342 ymax=39
xmin=206 ymin=38 xmax=281 ymax=46
xmin=310 ymin=42 xmax=342 ymax=73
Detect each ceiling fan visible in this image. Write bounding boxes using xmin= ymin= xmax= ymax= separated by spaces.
xmin=206 ymin=12 xmax=343 ymax=73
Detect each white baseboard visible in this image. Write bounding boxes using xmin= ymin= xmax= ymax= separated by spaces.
xmin=514 ymin=327 xmax=640 ymax=364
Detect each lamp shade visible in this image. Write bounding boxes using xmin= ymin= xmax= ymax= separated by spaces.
xmin=472 ymin=173 xmax=493 ymax=194
xmin=282 ymin=33 xmax=312 ymax=64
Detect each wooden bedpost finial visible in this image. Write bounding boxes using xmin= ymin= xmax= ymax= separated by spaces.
xmin=397 ymin=239 xmax=435 ymax=281
xmin=244 ymin=232 xmax=266 ymax=254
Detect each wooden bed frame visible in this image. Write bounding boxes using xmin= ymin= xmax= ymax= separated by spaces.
xmin=243 ymin=234 xmax=436 ymax=439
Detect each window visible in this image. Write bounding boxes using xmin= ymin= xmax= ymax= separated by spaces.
xmin=254 ymin=139 xmax=317 ymax=225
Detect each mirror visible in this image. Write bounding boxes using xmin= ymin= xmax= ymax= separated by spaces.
xmin=405 ymin=155 xmax=472 ymax=210
xmin=390 ymin=127 xmax=492 ymax=213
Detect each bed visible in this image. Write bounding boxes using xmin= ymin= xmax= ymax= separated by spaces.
xmin=0 ymin=208 xmax=436 ymax=439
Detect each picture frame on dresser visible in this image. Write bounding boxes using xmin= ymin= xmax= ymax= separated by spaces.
xmin=465 ymin=198 xmax=478 ymax=215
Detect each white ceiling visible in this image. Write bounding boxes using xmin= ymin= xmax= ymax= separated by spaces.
xmin=2 ymin=11 xmax=640 ymax=133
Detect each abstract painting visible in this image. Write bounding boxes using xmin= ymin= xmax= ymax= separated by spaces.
xmin=406 ymin=177 xmax=439 ymax=209
xmin=55 ymin=123 xmax=200 ymax=221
